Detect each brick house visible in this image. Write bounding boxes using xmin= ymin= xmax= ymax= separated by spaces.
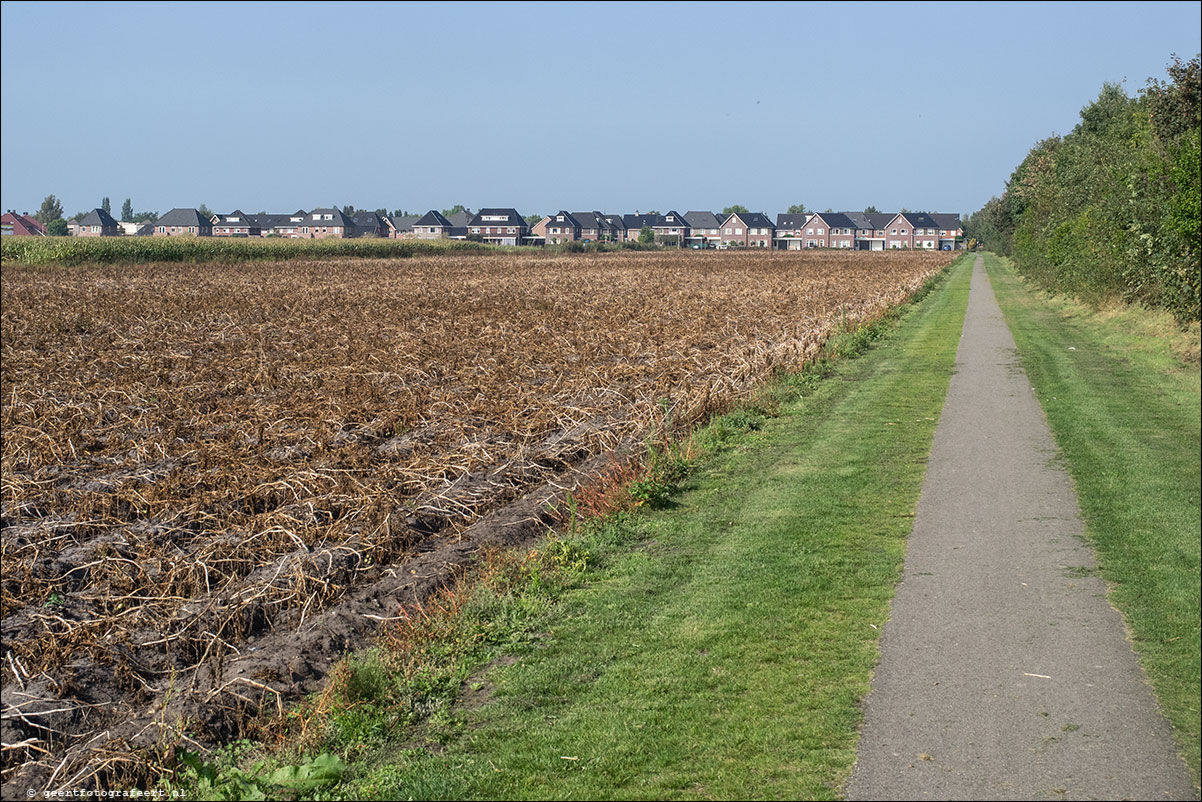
xmin=154 ymin=208 xmax=213 ymax=237
xmin=412 ymin=210 xmax=453 ymax=239
xmin=71 ymin=208 xmax=120 ymax=237
xmin=297 ymin=208 xmax=352 ymax=238
xmin=546 ymin=211 xmax=582 ymax=243
xmin=773 ymin=213 xmax=813 ymax=250
xmin=882 ymin=212 xmax=943 ymax=249
xmin=387 ymin=214 xmax=419 ymax=239
xmin=351 ymin=211 xmax=388 ymax=238
xmin=467 ymin=208 xmax=527 ymax=246
xmin=621 ymin=213 xmax=658 ymax=242
xmin=572 ymin=211 xmax=617 ymax=242
xmin=652 ymin=211 xmax=689 ymax=246
xmin=683 ymin=211 xmax=722 ymax=248
xmin=930 ymin=213 xmax=964 ymax=250
xmin=720 ymin=212 xmax=774 ymax=248
xmin=212 ymin=210 xmax=261 ymax=237
xmin=1 ymin=212 xmax=45 ymax=236
xmin=843 ymin=212 xmax=894 ymax=251
xmin=799 ymin=212 xmax=856 ymax=249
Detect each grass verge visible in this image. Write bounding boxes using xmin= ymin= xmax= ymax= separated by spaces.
xmin=164 ymin=255 xmax=974 ymax=800
xmin=984 ymin=253 xmax=1201 ymax=786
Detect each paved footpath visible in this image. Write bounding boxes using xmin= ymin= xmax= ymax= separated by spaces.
xmin=846 ymin=256 xmax=1197 ymax=801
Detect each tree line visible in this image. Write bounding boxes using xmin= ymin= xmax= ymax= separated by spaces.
xmin=965 ymin=55 xmax=1200 ymax=322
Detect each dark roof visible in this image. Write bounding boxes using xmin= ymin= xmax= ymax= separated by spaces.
xmin=214 ymin=210 xmax=259 ymax=227
xmin=811 ymin=212 xmax=857 ymax=229
xmin=653 ymin=210 xmax=687 ymax=227
xmin=601 ymin=214 xmax=625 ymax=230
xmin=352 ymin=212 xmax=385 ymax=229
xmin=725 ymin=211 xmax=773 ymax=228
xmin=622 ymin=213 xmax=658 ymax=229
xmin=898 ymin=211 xmax=940 ymax=229
xmin=78 ymin=208 xmax=118 ymax=228
xmin=775 ymin=213 xmax=810 ymax=229
xmin=414 ymin=210 xmax=452 ymax=227
xmin=446 ymin=212 xmax=472 ymax=227
xmin=251 ymin=213 xmax=297 ymax=229
xmin=571 ymin=211 xmax=603 ymax=230
xmin=929 ymin=213 xmax=962 ymax=230
xmin=156 ymin=208 xmax=212 ymax=227
xmin=468 ymin=208 xmax=526 ymax=227
xmin=549 ymin=210 xmax=582 ymax=228
xmin=842 ymin=212 xmax=895 ymax=230
xmin=389 ymin=215 xmax=420 ymax=231
xmin=306 ymin=208 xmax=352 ymax=227
xmin=684 ymin=211 xmax=721 ymax=229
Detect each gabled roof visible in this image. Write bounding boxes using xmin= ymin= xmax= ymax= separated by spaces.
xmin=724 ymin=211 xmax=773 ymax=228
xmin=570 ymin=211 xmax=605 ymax=230
xmin=414 ymin=210 xmax=452 ymax=227
xmin=842 ymin=212 xmax=895 ymax=230
xmin=894 ymin=211 xmax=940 ymax=229
xmin=389 ymin=215 xmax=420 ymax=231
xmin=622 ymin=213 xmax=658 ymax=229
xmin=601 ymin=214 xmax=626 ymax=230
xmin=78 ymin=208 xmax=118 ymax=228
xmin=653 ymin=210 xmax=687 ymax=227
xmin=468 ymin=208 xmax=526 ymax=227
xmin=352 ymin=212 xmax=385 ymax=229
xmin=929 ymin=213 xmax=963 ymax=230
xmin=2 ymin=212 xmax=46 ymax=235
xmin=775 ymin=213 xmax=811 ymax=229
xmin=215 ymin=209 xmax=256 ymax=226
xmin=251 ymin=213 xmax=297 ymax=229
xmin=447 ymin=212 xmax=472 ymax=227
xmin=809 ymin=212 xmax=857 ymax=230
xmin=306 ymin=208 xmax=352 ymax=227
xmin=684 ymin=211 xmax=721 ymax=229
xmin=549 ymin=210 xmax=582 ymax=228
xmin=156 ymin=208 xmax=211 ymax=227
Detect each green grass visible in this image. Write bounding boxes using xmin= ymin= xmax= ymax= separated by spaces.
xmin=984 ymin=253 xmax=1201 ymax=786
xmin=289 ymin=256 xmax=975 ymax=800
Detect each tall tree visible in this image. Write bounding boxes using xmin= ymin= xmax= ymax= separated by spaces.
xmin=722 ymin=204 xmax=749 ymax=215
xmin=341 ymin=205 xmax=357 ymax=217
xmin=36 ymin=195 xmax=64 ymax=226
xmin=524 ymin=213 xmax=543 ymax=226
xmin=786 ymin=203 xmax=807 ymax=214
xmin=638 ymin=225 xmax=655 ymax=244
xmin=197 ymin=203 xmax=213 ymax=218
xmin=863 ymin=205 xmax=881 ymax=214
xmin=47 ymin=219 xmax=69 ymax=236
xmin=101 ymin=197 xmax=111 ymax=214
xmin=442 ymin=204 xmax=470 ymax=218
xmin=121 ymin=198 xmax=133 ymax=222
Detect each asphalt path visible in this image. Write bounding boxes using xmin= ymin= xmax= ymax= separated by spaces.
xmin=846 ymin=256 xmax=1197 ymax=800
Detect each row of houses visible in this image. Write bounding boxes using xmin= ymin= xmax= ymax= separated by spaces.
xmin=3 ymin=207 xmax=966 ymax=250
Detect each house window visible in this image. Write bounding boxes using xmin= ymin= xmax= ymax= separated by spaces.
xmin=725 ymin=228 xmax=732 ymax=235
xmin=508 ymin=227 xmax=515 ymax=234
xmin=816 ymin=228 xmax=824 ymax=235
xmin=901 ymin=229 xmax=907 ymax=235
xmin=471 ymin=227 xmax=480 ymax=234
xmin=735 ymin=228 xmax=743 ymax=235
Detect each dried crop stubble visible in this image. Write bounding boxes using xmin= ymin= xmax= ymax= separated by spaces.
xmin=0 ymin=249 xmax=952 ymax=791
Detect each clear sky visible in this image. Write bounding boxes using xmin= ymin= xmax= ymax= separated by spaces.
xmin=2 ymin=1 xmax=1199 ymax=220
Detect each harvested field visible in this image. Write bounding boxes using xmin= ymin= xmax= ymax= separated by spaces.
xmin=0 ymin=249 xmax=954 ymax=793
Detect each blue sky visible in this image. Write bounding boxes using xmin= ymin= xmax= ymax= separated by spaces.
xmin=2 ymin=1 xmax=1199 ymax=219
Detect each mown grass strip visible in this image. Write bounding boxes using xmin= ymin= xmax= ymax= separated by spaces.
xmin=285 ymin=256 xmax=976 ymax=800
xmin=983 ymin=253 xmax=1201 ymax=786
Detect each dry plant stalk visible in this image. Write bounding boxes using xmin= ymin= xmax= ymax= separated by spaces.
xmin=0 ymin=248 xmax=953 ymax=792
